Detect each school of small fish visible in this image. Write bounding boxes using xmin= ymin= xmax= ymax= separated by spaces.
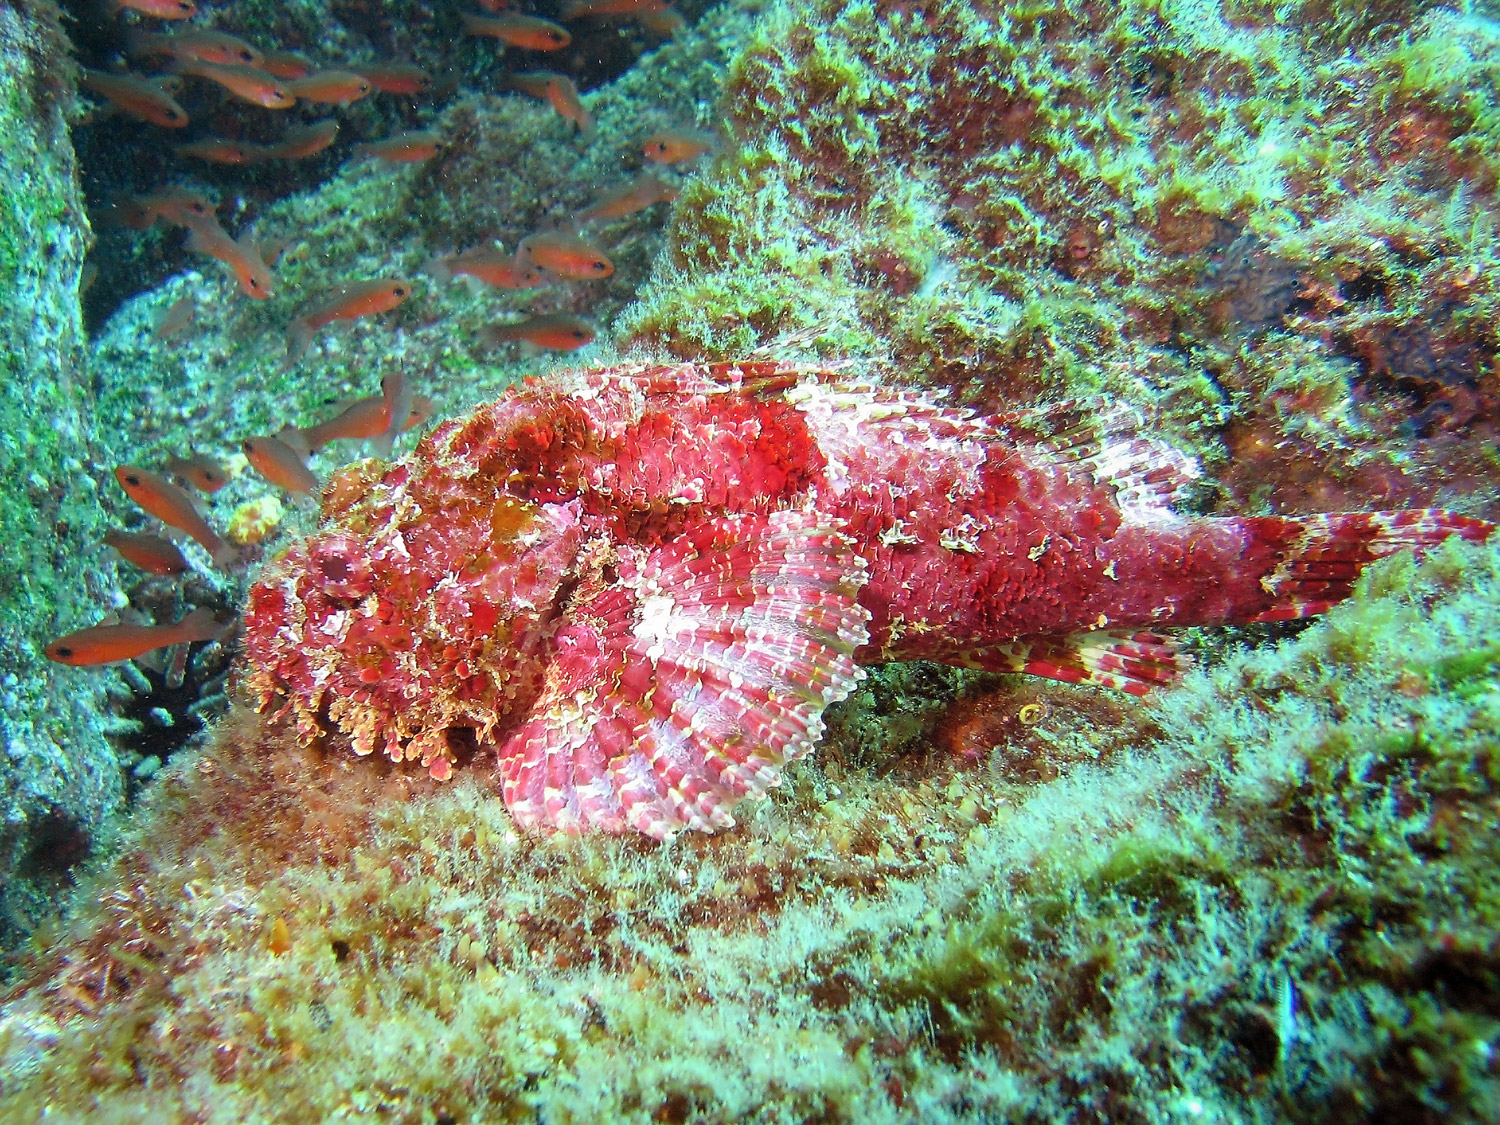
xmin=58 ymin=0 xmax=715 ymax=666
xmin=91 ymin=0 xmax=717 ymax=345
xmin=48 ymin=374 xmax=424 ymax=665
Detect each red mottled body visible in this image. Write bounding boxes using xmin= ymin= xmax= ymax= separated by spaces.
xmin=243 ymin=363 xmax=1493 ymax=839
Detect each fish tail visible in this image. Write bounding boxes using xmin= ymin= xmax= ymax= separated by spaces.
xmin=209 ymin=542 xmax=241 ymax=571
xmin=174 ymin=605 xmax=221 ymax=644
xmin=285 ymin=319 xmax=313 ymax=365
xmin=1242 ymin=510 xmax=1494 ymax=622
xmin=423 ymin=255 xmax=454 ymax=283
xmin=371 ymin=372 xmax=412 ymax=457
xmin=277 ymin=425 xmax=314 ymax=458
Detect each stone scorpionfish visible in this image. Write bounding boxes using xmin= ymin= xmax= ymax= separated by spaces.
xmin=244 ymin=362 xmax=1493 ymax=840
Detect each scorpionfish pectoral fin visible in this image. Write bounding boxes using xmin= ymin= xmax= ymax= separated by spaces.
xmin=494 ymin=509 xmax=872 ymax=840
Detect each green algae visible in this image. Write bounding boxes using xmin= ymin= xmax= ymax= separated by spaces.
xmin=3 ymin=0 xmax=1500 ymax=1116
xmin=6 ymin=541 xmax=1499 ymax=1121
xmin=618 ymin=0 xmax=1499 ymax=518
xmin=0 ymin=0 xmax=136 ymax=954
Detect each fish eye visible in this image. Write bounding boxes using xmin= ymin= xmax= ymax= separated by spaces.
xmin=249 ymin=277 xmax=262 ymax=290
xmin=240 ymin=50 xmax=254 ymax=61
xmin=54 ymin=646 xmax=72 ymax=658
xmin=125 ymin=474 xmax=141 ymax=486
xmin=592 ymin=261 xmax=606 ymax=271
xmin=394 ymin=286 xmax=408 ymax=296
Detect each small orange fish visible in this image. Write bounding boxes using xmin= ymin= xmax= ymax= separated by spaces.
xmin=642 ymin=127 xmax=718 ymax=164
xmin=296 ymin=386 xmax=432 ymax=452
xmin=461 ymin=12 xmax=571 ymax=50
xmin=80 ymin=69 xmax=188 ymax=128
xmin=262 ymin=119 xmax=339 ymax=160
xmin=575 ymin=173 xmax=678 ymax=225
xmin=175 ymin=137 xmax=266 ymax=164
xmin=102 ymin=529 xmax=190 ymax=575
xmin=258 ymin=239 xmax=309 ymax=268
xmin=47 ymin=607 xmax=218 ymax=667
xmin=286 ymin=279 xmax=413 ymax=363
xmin=182 ymin=217 xmax=274 ymax=298
xmin=126 ymin=28 xmax=263 ymax=67
xmin=165 ymin=454 xmax=229 ymax=492
xmin=639 ymin=8 xmax=685 ymax=35
xmin=515 ymin=230 xmax=614 ymax=279
xmin=561 ymin=0 xmax=666 ymax=17
xmin=483 ymin=313 xmax=596 ymax=351
xmin=110 ymin=0 xmax=196 ymax=21
xmin=150 ymin=296 xmax=196 ymax=342
xmin=287 ymin=70 xmax=373 ymax=105
xmin=138 ymin=186 xmax=216 ymax=226
xmin=258 ymin=49 xmax=313 ymax=80
xmin=115 ymin=466 xmax=237 ymax=568
xmin=244 ymin=435 xmax=319 ymax=496
xmin=509 ymin=72 xmax=594 ymax=136
xmin=102 ymin=186 xmax=214 ymax=230
xmin=356 ymin=129 xmax=442 ymax=162
xmin=355 ymin=61 xmax=432 ymax=94
xmin=100 ymin=200 xmax=158 ymax=230
xmin=425 ymin=245 xmax=538 ymax=289
xmin=172 ymin=60 xmax=295 ymax=108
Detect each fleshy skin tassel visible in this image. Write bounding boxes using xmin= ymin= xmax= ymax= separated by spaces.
xmin=243 ymin=362 xmax=1493 ymax=840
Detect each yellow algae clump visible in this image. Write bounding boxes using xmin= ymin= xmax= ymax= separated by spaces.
xmin=227 ymin=494 xmax=285 ymax=545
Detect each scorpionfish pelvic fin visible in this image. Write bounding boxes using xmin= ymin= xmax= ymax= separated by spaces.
xmin=496 ymin=508 xmax=871 ymax=841
xmin=962 ymin=630 xmax=1192 ymax=697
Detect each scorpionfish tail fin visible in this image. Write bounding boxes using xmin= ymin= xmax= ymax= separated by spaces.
xmin=976 ymin=630 xmax=1191 ymax=696
xmin=1242 ymin=509 xmax=1494 ymax=623
xmin=495 ymin=509 xmax=871 ymax=840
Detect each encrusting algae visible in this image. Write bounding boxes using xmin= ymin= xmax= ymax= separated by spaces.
xmin=2 ymin=541 xmax=1499 ymax=1121
xmin=1 ymin=0 xmax=1499 ymax=1116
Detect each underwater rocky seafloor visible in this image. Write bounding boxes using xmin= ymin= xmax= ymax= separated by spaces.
xmin=1 ymin=0 xmax=1499 ymax=1117
xmin=1 ymin=545 xmax=1498 ymax=1122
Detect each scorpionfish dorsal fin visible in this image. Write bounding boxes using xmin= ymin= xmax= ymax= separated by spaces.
xmin=995 ymin=400 xmax=1204 ymax=514
xmin=495 ymin=508 xmax=872 ymax=840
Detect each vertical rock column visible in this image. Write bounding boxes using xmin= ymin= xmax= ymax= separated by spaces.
xmin=0 ymin=3 xmax=121 ymax=955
